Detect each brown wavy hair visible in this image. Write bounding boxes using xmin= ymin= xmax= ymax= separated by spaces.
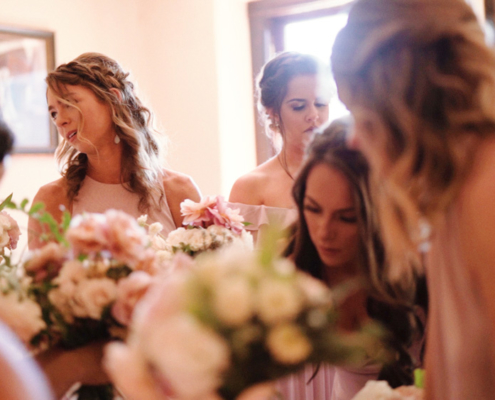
xmin=331 ymin=0 xmax=495 ymax=285
xmin=46 ymin=52 xmax=166 ymax=211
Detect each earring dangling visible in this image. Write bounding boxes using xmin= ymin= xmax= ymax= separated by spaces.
xmin=114 ymin=135 xmax=121 ymax=144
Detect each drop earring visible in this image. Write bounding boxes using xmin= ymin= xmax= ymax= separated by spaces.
xmin=114 ymin=135 xmax=121 ymax=144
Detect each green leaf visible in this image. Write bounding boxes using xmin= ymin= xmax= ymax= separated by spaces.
xmin=29 ymin=202 xmax=45 ymax=215
xmin=0 ymin=193 xmax=13 ymax=211
xmin=414 ymin=368 xmax=425 ymax=389
xmin=20 ymin=198 xmax=29 ymax=210
xmin=61 ymin=211 xmax=72 ymax=232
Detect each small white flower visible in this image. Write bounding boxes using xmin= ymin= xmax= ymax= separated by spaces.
xmin=266 ymin=323 xmax=312 ymax=365
xmin=148 ymin=222 xmax=163 ymax=237
xmin=256 ymin=278 xmax=302 ymax=325
xmin=137 ymin=215 xmax=148 ymax=226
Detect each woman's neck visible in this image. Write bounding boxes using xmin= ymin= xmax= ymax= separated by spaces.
xmin=85 ymin=145 xmax=123 ymax=184
xmin=323 ymin=262 xmax=360 ymax=288
xmin=279 ymin=143 xmax=306 ymax=177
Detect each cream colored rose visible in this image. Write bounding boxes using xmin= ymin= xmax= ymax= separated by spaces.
xmin=256 ymin=279 xmax=302 ymax=325
xmin=141 ymin=314 xmax=230 ymax=399
xmin=297 ymin=272 xmax=332 ymax=307
xmin=266 ymin=323 xmax=312 ymax=365
xmin=213 ymin=276 xmax=253 ymax=327
xmin=72 ymin=278 xmax=118 ymax=319
xmin=0 ymin=292 xmax=46 ymax=345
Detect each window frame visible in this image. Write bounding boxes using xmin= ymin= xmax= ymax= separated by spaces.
xmin=248 ymin=0 xmax=355 ymax=163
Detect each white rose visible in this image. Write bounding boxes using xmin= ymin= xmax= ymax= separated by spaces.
xmin=213 ymin=276 xmax=253 ymax=327
xmin=141 ymin=314 xmax=230 ymax=399
xmin=188 ymin=229 xmax=208 ymax=252
xmin=256 ymin=279 xmax=302 ymax=325
xmin=166 ymin=228 xmax=188 ymax=248
xmin=266 ymin=323 xmax=312 ymax=365
xmin=297 ymin=272 xmax=332 ymax=307
xmin=72 ymin=278 xmax=118 ymax=319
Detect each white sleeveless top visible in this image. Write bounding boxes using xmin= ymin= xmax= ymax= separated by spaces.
xmin=72 ymin=176 xmax=176 ymax=236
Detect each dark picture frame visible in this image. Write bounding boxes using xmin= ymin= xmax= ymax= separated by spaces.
xmin=0 ymin=25 xmax=56 ymax=153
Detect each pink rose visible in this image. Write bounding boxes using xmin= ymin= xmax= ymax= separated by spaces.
xmin=112 ymin=271 xmax=154 ymax=326
xmin=66 ymin=213 xmax=109 ymax=255
xmin=104 ymin=210 xmax=148 ymax=267
xmin=0 ymin=211 xmax=21 ymax=250
xmin=24 ymin=242 xmax=67 ymax=282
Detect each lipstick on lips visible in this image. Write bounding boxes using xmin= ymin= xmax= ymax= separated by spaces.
xmin=67 ymin=131 xmax=77 ymax=141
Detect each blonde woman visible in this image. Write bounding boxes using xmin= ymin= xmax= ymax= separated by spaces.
xmin=29 ymin=52 xmax=201 ymax=249
xmin=332 ymin=0 xmax=495 ymax=398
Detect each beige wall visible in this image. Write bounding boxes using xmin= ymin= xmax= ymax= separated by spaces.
xmin=0 ymin=0 xmax=256 ymax=250
xmin=0 ymin=0 xmax=256 ymax=202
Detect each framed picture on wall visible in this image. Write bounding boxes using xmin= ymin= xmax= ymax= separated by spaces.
xmin=0 ymin=25 xmax=56 ymax=153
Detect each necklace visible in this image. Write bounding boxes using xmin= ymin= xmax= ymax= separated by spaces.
xmin=277 ymin=153 xmax=295 ymax=181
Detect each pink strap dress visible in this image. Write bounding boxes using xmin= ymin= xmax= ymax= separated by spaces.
xmin=72 ymin=175 xmax=176 ymax=236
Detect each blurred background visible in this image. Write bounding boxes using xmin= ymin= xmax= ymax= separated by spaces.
xmin=0 ymin=0 xmax=486 ymax=250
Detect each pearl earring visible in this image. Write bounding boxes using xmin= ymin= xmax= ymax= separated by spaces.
xmin=114 ymin=135 xmax=121 ymax=144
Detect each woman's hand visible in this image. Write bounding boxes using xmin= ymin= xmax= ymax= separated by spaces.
xmin=36 ymin=341 xmax=109 ymax=398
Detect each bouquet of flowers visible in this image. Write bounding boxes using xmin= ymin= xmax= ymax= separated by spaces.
xmin=0 ymin=196 xmax=164 ymax=399
xmin=104 ymin=232 xmax=389 ymax=400
xmin=0 ymin=194 xmax=47 ymax=348
xmin=151 ymin=196 xmax=253 ymax=258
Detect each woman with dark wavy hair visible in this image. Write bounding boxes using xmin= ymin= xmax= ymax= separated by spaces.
xmin=29 ymin=52 xmax=201 ymax=249
xmin=278 ymin=118 xmax=425 ymax=399
xmin=332 ymin=0 xmax=495 ymax=398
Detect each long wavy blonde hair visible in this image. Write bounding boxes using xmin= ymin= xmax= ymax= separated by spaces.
xmin=331 ymin=0 xmax=495 ymax=288
xmin=46 ymin=52 xmax=166 ymax=212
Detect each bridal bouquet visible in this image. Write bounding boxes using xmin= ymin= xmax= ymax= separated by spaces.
xmin=105 ymin=233 xmax=388 ymax=400
xmin=24 ymin=209 xmax=160 ymax=350
xmin=151 ymin=196 xmax=253 ymax=259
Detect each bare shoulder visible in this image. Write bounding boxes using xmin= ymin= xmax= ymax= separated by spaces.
xmin=29 ymin=178 xmax=68 ymax=249
xmin=162 ymin=169 xmax=201 ymax=202
xmin=228 ymin=159 xmax=276 ymax=204
xmin=32 ymin=178 xmax=69 ymax=217
xmin=162 ymin=169 xmax=201 ymax=228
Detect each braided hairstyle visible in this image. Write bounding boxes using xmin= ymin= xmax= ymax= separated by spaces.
xmin=46 ymin=52 xmax=165 ymax=211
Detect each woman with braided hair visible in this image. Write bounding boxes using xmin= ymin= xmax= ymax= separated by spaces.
xmin=332 ymin=0 xmax=495 ymax=398
xmin=29 ymin=52 xmax=201 ymax=249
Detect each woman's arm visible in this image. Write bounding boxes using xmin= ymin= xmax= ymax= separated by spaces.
xmin=28 ymin=178 xmax=69 ymax=250
xmin=162 ymin=169 xmax=202 ymax=228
